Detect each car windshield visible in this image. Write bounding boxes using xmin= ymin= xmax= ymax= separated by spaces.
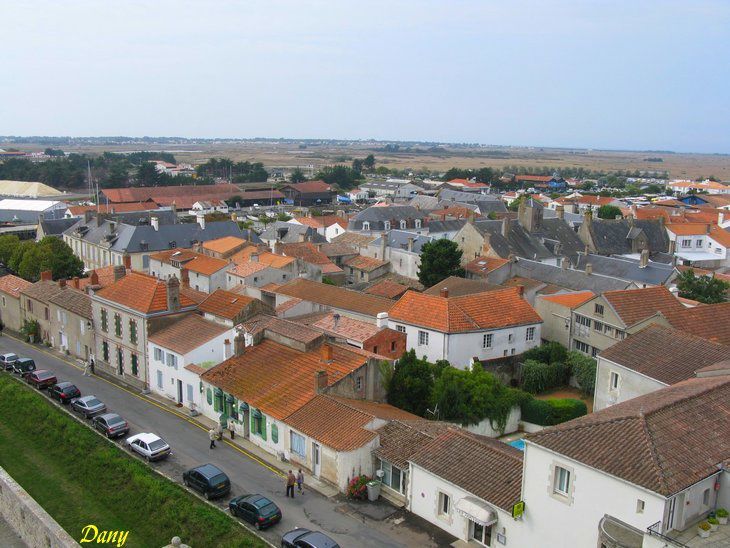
xmin=252 ymin=498 xmax=271 ymax=509
xmin=62 ymin=386 xmax=77 ymax=393
xmin=209 ymin=473 xmax=228 ymax=485
xmin=86 ymin=398 xmax=102 ymax=407
xmin=107 ymin=416 xmax=125 ymax=426
xmin=39 ymin=372 xmax=53 ymax=379
xmin=259 ymin=503 xmax=278 ymax=516
xmin=148 ymin=439 xmax=167 ymax=451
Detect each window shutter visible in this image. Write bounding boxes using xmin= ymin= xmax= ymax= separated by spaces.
xmin=261 ymin=415 xmax=267 ymax=441
xmin=206 ymin=388 xmax=212 ymax=405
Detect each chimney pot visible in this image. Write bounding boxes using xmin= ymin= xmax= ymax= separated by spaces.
xmin=234 ymin=331 xmax=246 ymax=357
xmin=516 ymin=285 xmax=524 ymax=297
xmin=321 ymin=343 xmax=333 ymax=363
xmin=196 ymin=212 xmax=206 ymax=230
xmin=376 ymin=312 xmax=388 ymax=328
xmin=180 ymin=267 xmax=190 ymax=287
xmin=440 ymin=287 xmax=449 ymax=298
xmin=166 ymin=276 xmax=180 ymax=312
xmin=123 ymin=254 xmax=131 ymax=269
xmin=315 ymin=370 xmax=329 ymax=394
xmin=58 ymin=278 xmax=67 ymax=288
xmin=72 ymin=277 xmax=80 ymax=289
xmin=224 ymin=338 xmax=232 ymax=359
xmin=40 ymin=270 xmax=52 ymax=282
xmin=639 ymin=249 xmax=649 ymax=268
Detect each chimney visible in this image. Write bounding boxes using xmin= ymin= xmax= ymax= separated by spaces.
xmin=630 ymin=204 xmax=638 ymax=218
xmin=90 ymin=270 xmax=99 ymax=286
xmin=58 ymin=278 xmax=67 ymax=288
xmin=122 ymin=254 xmax=131 ymax=269
xmin=234 ymin=330 xmax=246 ymax=357
xmin=584 ymin=209 xmax=592 ymax=226
xmin=516 ymin=285 xmax=524 ymax=298
xmin=380 ymin=231 xmax=387 ymax=259
xmin=151 ymin=216 xmax=159 ymax=231
xmin=113 ymin=265 xmax=126 ymax=281
xmin=440 ymin=287 xmax=449 ymax=298
xmin=171 ymin=201 xmax=177 ymax=216
xmin=468 ymin=211 xmax=476 ymax=224
xmin=556 ymin=204 xmax=565 ymax=220
xmin=669 ymin=239 xmax=676 ymax=255
xmin=376 ymin=312 xmax=388 ymax=328
xmin=297 ymin=232 xmax=306 ymax=243
xmin=639 ymin=249 xmax=649 ymax=268
xmin=407 ymin=237 xmax=414 ymax=252
xmin=196 ymin=212 xmax=206 ymax=230
xmin=84 ymin=210 xmax=94 ymax=224
xmin=333 ymin=313 xmax=341 ymax=331
xmin=223 ymin=339 xmax=231 ymax=359
xmin=40 ymin=270 xmax=52 ymax=282
xmin=166 ymin=276 xmax=180 ymax=312
xmin=108 ymin=221 xmax=115 ymax=235
xmin=584 ymin=243 xmax=590 ymax=256
xmin=247 ymin=228 xmax=253 ymax=242
xmin=315 ymin=370 xmax=329 ymax=394
xmin=585 ymin=263 xmax=593 ymax=275
xmin=72 ymin=277 xmax=80 ymax=289
xmin=230 ymin=212 xmax=237 ymax=222
xmin=501 ymin=216 xmax=510 ymax=237
xmin=561 ymin=257 xmax=568 ymax=270
xmin=719 ymin=212 xmax=725 ymax=226
xmin=706 ymin=223 xmax=711 ymax=235
xmin=321 ymin=343 xmax=333 ymax=363
xmin=180 ymin=267 xmax=190 ymax=287
xmin=250 ymin=252 xmax=259 ymax=263
xmin=627 ymin=213 xmax=634 ymax=228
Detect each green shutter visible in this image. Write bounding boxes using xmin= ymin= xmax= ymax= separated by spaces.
xmin=206 ymin=388 xmax=212 ymax=405
xmin=131 ymin=354 xmax=138 ymax=376
xmin=261 ymin=415 xmax=267 ymax=441
xmin=271 ymin=424 xmax=278 ymax=444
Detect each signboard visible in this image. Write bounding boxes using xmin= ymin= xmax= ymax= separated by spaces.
xmin=511 ymin=501 xmax=525 ymax=519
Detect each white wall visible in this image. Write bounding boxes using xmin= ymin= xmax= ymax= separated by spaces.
xmin=464 ymin=406 xmax=521 ymax=437
xmin=520 ymin=442 xmax=666 ymax=548
xmin=594 ymin=357 xmax=667 ymax=411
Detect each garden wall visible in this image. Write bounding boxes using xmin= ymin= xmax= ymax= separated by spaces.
xmin=463 ymin=406 xmax=521 ymax=437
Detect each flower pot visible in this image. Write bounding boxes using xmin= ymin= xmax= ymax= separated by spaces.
xmin=366 ymin=480 xmax=381 ymax=502
xmin=719 ymin=516 xmax=728 ymax=525
xmin=709 ymin=522 xmax=719 ymax=532
xmin=698 ymin=527 xmax=710 ymax=539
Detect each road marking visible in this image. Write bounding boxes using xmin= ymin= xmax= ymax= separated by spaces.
xmin=4 ymin=334 xmax=284 ymax=478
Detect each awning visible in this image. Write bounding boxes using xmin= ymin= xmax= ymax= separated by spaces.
xmin=455 ymin=496 xmax=497 ymax=526
xmin=239 ymin=402 xmax=249 ymax=412
xmin=251 ymin=409 xmax=262 ymax=419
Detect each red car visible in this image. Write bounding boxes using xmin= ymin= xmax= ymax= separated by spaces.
xmin=26 ymin=370 xmax=57 ymax=389
xmin=48 ymin=382 xmax=81 ymax=403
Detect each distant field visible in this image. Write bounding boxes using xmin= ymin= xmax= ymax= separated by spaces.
xmin=8 ymin=141 xmax=730 ymax=180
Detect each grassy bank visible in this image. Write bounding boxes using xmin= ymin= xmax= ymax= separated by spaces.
xmin=0 ymin=374 xmax=267 ymax=548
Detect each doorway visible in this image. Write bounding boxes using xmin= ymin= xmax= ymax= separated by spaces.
xmin=177 ymin=380 xmax=183 ymax=404
xmin=312 ymin=442 xmax=321 ymax=477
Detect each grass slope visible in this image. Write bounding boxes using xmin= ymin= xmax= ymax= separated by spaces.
xmin=0 ymin=374 xmax=267 ymax=548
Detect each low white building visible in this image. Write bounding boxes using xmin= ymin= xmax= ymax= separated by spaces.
xmin=148 ymin=248 xmax=231 ymax=294
xmin=192 ymin=200 xmax=229 ymax=214
xmin=147 ymin=314 xmax=234 ymax=411
xmin=666 ymin=222 xmax=730 ymax=268
xmin=388 ymin=286 xmax=542 ymax=369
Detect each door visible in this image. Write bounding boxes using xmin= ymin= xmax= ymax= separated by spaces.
xmin=664 ymin=496 xmax=677 ymax=532
xmin=117 ymin=348 xmax=124 ymax=375
xmin=243 ymin=409 xmax=250 ymax=439
xmin=312 ymin=442 xmax=321 ymax=477
xmin=177 ymin=380 xmax=183 ymax=404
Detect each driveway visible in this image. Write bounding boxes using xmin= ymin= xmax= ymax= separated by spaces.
xmin=0 ymin=336 xmax=443 ymax=548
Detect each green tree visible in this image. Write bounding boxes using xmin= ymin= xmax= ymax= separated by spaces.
xmin=0 ymin=235 xmax=20 ymax=266
xmin=387 ymin=350 xmax=435 ymax=416
xmin=316 ymin=165 xmax=363 ymax=191
xmin=351 ymin=158 xmax=363 ymax=175
xmin=597 ymin=205 xmax=623 ymax=219
xmin=417 ymin=239 xmax=464 ymax=287
xmin=8 ymin=240 xmax=35 ymax=273
xmin=363 ymin=154 xmax=376 ymax=171
xmin=507 ymin=195 xmax=525 ymax=212
xmin=13 ymin=238 xmax=83 ymax=282
xmin=676 ymin=269 xmax=729 ymax=304
xmin=289 ymin=168 xmax=307 ymax=183
xmin=135 ymin=162 xmax=160 ymax=187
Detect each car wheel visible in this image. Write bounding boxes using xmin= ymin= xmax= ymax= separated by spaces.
xmin=183 ymin=479 xmax=189 ymax=487
xmin=255 ymin=522 xmax=262 ymax=531
xmin=204 ymin=491 xmax=211 ymax=500
xmin=146 ymin=455 xmax=151 ymax=462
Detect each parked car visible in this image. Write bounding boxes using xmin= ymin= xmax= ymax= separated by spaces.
xmin=70 ymin=395 xmax=106 ymax=418
xmin=0 ymin=353 xmax=18 ymax=370
xmin=126 ymin=433 xmax=171 ymax=461
xmin=281 ymin=529 xmax=340 ymax=548
xmin=92 ymin=413 xmax=129 ymax=438
xmin=25 ymin=369 xmax=57 ymax=389
xmin=183 ymin=464 xmax=230 ymax=500
xmin=48 ymin=382 xmax=81 ymax=404
xmin=229 ymin=494 xmax=282 ymax=530
xmin=12 ymin=357 xmax=36 ymax=377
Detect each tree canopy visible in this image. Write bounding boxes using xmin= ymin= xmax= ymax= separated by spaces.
xmin=676 ymin=269 xmax=729 ymax=304
xmin=315 ymin=165 xmax=363 ymax=191
xmin=195 ymin=158 xmax=268 ymax=182
xmin=0 ymin=236 xmax=84 ymax=282
xmin=596 ymin=204 xmax=623 ymax=219
xmin=289 ymin=168 xmax=307 ymax=183
xmin=386 ymin=350 xmax=435 ymax=417
xmin=417 ymin=239 xmax=464 ymax=287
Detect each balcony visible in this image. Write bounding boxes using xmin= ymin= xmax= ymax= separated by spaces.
xmin=647 ymin=519 xmax=730 ymax=547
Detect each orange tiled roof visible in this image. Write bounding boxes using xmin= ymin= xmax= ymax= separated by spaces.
xmin=364 ymin=280 xmax=409 ymax=299
xmin=430 ymin=206 xmax=478 ymax=219
xmin=230 ymin=246 xmax=295 ymax=269
xmin=666 ymin=223 xmax=710 ymax=236
xmin=311 ymin=312 xmax=379 ymax=342
xmin=664 ymin=302 xmax=730 ymax=346
xmin=281 ymin=180 xmax=332 ymax=193
xmin=278 ymin=242 xmax=343 ymax=273
xmin=0 ymin=274 xmax=32 ymax=298
xmin=95 ymin=272 xmax=197 ymax=314
xmin=539 ymin=291 xmax=595 ymax=309
xmin=66 ymin=202 xmax=158 ymax=215
xmin=389 ymin=287 xmax=542 ymax=333
xmin=464 ymin=256 xmax=510 ymax=276
xmin=709 ymin=226 xmax=730 ymax=247
xmin=201 ymin=340 xmax=365 ymax=420
xmin=148 ymin=314 xmax=229 ymax=355
xmin=184 ymin=255 xmax=230 ymax=276
xmin=149 ymin=248 xmax=199 ymax=263
xmin=601 ymin=286 xmax=684 ymax=327
xmin=294 ymin=216 xmax=348 ymax=230
xmin=343 ymin=255 xmax=388 ymax=272
xmin=202 ymin=236 xmax=248 ymax=255
xmin=228 ymin=262 xmax=269 ymax=278
xmin=276 ymin=278 xmax=393 ymax=317
xmin=199 ymin=289 xmax=256 ymax=320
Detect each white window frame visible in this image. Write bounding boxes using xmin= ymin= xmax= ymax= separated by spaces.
xmin=681 ymin=239 xmax=692 ymax=248
xmin=553 ymin=466 xmax=571 ymax=496
xmin=290 ymin=431 xmax=306 ymax=458
xmin=610 ymin=371 xmax=620 ymax=390
xmin=415 ymin=219 xmax=422 ymax=229
xmin=418 ymin=330 xmax=429 ymax=346
xmin=399 ymin=220 xmax=407 ymax=229
xmin=154 ymin=347 xmax=164 ymax=362
xmin=482 ymin=333 xmax=493 ymax=348
xmin=526 ymin=327 xmax=535 ymax=341
xmin=362 ymin=221 xmax=370 ymax=231
xmin=396 ymin=324 xmax=406 ymax=333
xmin=438 ymin=491 xmax=451 ymax=517
xmin=383 ymin=221 xmax=391 ymax=231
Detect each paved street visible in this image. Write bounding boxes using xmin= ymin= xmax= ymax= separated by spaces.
xmin=0 ymin=336 xmax=443 ymax=548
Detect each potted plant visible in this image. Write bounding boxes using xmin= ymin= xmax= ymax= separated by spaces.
xmin=697 ymin=521 xmax=711 ymax=538
xmin=717 ymin=508 xmax=728 ymax=525
xmin=708 ymin=517 xmax=719 ymax=532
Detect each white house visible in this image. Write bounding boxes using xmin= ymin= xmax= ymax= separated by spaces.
xmin=666 ymin=222 xmax=730 ymax=268
xmin=388 ymin=286 xmax=542 ymax=369
xmin=147 ymin=314 xmax=234 ymax=411
xmin=192 ymin=200 xmax=229 ymax=214
xmin=289 ymin=216 xmax=348 ymax=242
xmin=148 ymin=248 xmax=231 ymax=293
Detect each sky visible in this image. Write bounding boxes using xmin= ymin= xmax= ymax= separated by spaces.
xmin=1 ymin=1 xmax=729 ymax=153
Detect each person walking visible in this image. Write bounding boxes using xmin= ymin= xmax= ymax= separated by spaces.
xmin=286 ymin=470 xmax=296 ymax=498
xmin=296 ymin=469 xmax=304 ymax=494
xmin=227 ymin=417 xmax=235 ymax=440
xmin=89 ymin=358 xmax=95 ymax=375
xmin=0 ymin=319 xmax=5 ymax=336
xmin=83 ymin=360 xmax=91 ymax=376
xmin=208 ymin=428 xmax=217 ymax=449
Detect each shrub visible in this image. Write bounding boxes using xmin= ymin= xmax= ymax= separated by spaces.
xmin=347 ymin=475 xmax=371 ymax=500
xmin=708 ymin=517 xmax=719 ymax=525
xmin=522 ymin=341 xmax=568 ymax=365
xmin=698 ymin=521 xmax=711 ymax=531
xmin=521 ymin=397 xmax=587 ymax=426
xmin=716 ymin=508 xmax=728 ymax=518
xmin=567 ymin=351 xmax=597 ymax=396
xmin=521 ymin=359 xmax=569 ymax=394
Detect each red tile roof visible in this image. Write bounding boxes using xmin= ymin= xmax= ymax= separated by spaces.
xmin=66 ymin=202 xmax=158 ymax=215
xmin=390 ymin=287 xmax=541 ymax=333
xmin=539 ymin=291 xmax=595 ymax=309
xmin=464 ymin=256 xmax=510 ymax=277
xmin=202 ymin=236 xmax=249 ymax=255
xmin=527 ymin=375 xmax=730 ymax=496
xmin=227 ymin=261 xmax=269 ymax=278
xmin=364 ymin=280 xmax=409 ymax=299
xmin=278 ymin=242 xmax=342 ymax=273
xmin=343 ymin=255 xmax=388 ymax=272
xmin=201 ymin=341 xmax=366 ymax=420
xmin=102 ymin=184 xmax=240 ymax=204
xmin=294 ymin=216 xmax=348 ymax=230
xmin=664 ymin=302 xmax=730 ymax=346
xmin=276 ymin=278 xmax=393 ymax=317
xmin=199 ymin=289 xmax=256 ymax=320
xmin=600 ymin=286 xmax=684 ymax=326
xmin=310 ymin=312 xmax=379 ymax=342
xmin=148 ymin=314 xmax=229 ymax=355
xmin=281 ymin=180 xmax=332 ymax=194
xmin=373 ymin=420 xmax=453 ymax=469
xmin=0 ymin=274 xmax=32 ymax=298
xmin=95 ymin=272 xmax=197 ymax=314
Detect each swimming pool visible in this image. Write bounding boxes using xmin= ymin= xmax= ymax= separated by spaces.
xmin=508 ymin=439 xmax=525 ymax=451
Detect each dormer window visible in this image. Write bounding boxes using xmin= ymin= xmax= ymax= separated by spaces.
xmin=400 ymin=220 xmax=407 ymax=229
xmin=415 ymin=219 xmax=422 ymax=229
xmin=362 ymin=222 xmax=370 ymax=231
xmin=384 ymin=221 xmax=391 ymax=230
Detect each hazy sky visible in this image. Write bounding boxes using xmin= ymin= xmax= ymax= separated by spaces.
xmin=2 ymin=1 xmax=729 ymax=152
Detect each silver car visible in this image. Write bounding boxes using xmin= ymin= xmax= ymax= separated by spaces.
xmin=70 ymin=395 xmax=107 ymax=418
xmin=126 ymin=433 xmax=171 ymax=461
xmin=0 ymin=353 xmax=18 ymax=371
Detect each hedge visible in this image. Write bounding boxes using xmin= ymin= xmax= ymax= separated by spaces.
xmin=567 ymin=351 xmax=597 ymax=396
xmin=521 ymin=359 xmax=570 ymax=394
xmin=521 ymin=397 xmax=587 ymax=426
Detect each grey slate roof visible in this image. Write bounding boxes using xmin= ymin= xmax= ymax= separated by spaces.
xmin=474 ymin=220 xmax=554 ymax=261
xmin=371 ymin=230 xmax=433 ymax=254
xmin=408 ymin=195 xmax=440 ymax=210
xmin=537 ymin=218 xmax=586 ymax=263
xmin=349 ymin=205 xmax=427 ymax=231
xmin=588 ymin=219 xmax=669 ymax=256
xmin=427 ymin=219 xmax=466 ymax=235
xmin=438 ymin=189 xmax=501 ymax=203
xmin=259 ymin=221 xmax=327 ymax=244
xmin=575 ymin=254 xmax=674 ymax=286
xmin=512 ymin=258 xmax=633 ymax=293
xmin=64 ymin=218 xmax=245 ymax=254
xmin=475 ymin=200 xmax=508 ymax=215
xmin=543 ymin=208 xmax=583 ymax=226
xmin=39 ymin=217 xmax=78 ymax=237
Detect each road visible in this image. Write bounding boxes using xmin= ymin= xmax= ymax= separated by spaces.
xmin=0 ymin=336 xmax=440 ymax=548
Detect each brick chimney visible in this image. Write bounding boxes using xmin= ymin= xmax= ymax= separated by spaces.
xmin=123 ymin=254 xmax=131 ymax=269
xmin=40 ymin=270 xmax=52 ymax=281
xmin=556 ymin=204 xmax=565 ymax=220
xmin=516 ymin=285 xmax=524 ymax=298
xmin=113 ymin=265 xmax=126 ymax=281
xmin=166 ymin=276 xmax=180 ymax=312
xmin=90 ymin=270 xmax=99 ymax=286
xmin=58 ymin=278 xmax=67 ymax=288
xmin=234 ymin=331 xmax=246 ymax=357
xmin=440 ymin=287 xmax=449 ymax=298
xmin=72 ymin=277 xmax=80 ymax=289
xmin=223 ymin=338 xmax=231 ymax=359
xmin=180 ymin=267 xmax=190 ymax=288
xmin=315 ymin=370 xmax=329 ymax=394
xmin=321 ymin=343 xmax=333 ymax=363
xmin=639 ymin=249 xmax=649 ymax=269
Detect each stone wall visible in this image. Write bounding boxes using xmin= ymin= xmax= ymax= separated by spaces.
xmin=0 ymin=466 xmax=79 ymax=547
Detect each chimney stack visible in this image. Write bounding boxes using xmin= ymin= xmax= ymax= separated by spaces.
xmin=561 ymin=257 xmax=568 ymax=270
xmin=40 ymin=270 xmax=52 ymax=282
xmin=585 ymin=263 xmax=593 ymax=276
xmin=234 ymin=330 xmax=246 ymax=357
xmin=380 ymin=231 xmax=387 ymax=260
xmin=440 ymin=287 xmax=449 ymax=298
xmin=166 ymin=276 xmax=180 ymax=312
xmin=639 ymin=249 xmax=649 ymax=268
xmin=407 ymin=237 xmax=414 ymax=252
xmin=556 ymin=204 xmax=565 ymax=220
xmin=501 ymin=216 xmax=510 ymax=237
xmin=90 ymin=270 xmax=99 ymax=286
xmin=333 ymin=313 xmax=341 ymax=331
xmin=584 ymin=209 xmax=592 ymax=226
xmin=250 ymin=252 xmax=259 ymax=263
xmin=180 ymin=267 xmax=190 ymax=287
xmin=113 ymin=264 xmax=126 ymax=281
xmin=516 ymin=285 xmax=524 ymax=298
xmin=719 ymin=212 xmax=725 ymax=226
xmin=321 ymin=343 xmax=333 ymax=363
xmin=223 ymin=338 xmax=231 ymax=359
xmin=196 ymin=212 xmax=206 ymax=230
xmin=376 ymin=312 xmax=388 ymax=329
xmin=171 ymin=201 xmax=177 ymax=216
xmin=58 ymin=278 xmax=67 ymax=288
xmin=123 ymin=254 xmax=131 ymax=269
xmin=151 ymin=216 xmax=159 ymax=231
xmin=72 ymin=277 xmax=80 ymax=289
xmin=315 ymin=370 xmax=329 ymax=394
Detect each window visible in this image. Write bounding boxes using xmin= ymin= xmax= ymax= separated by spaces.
xmin=271 ymin=423 xmax=279 ymax=444
xmin=154 ymin=347 xmax=163 ymax=362
xmin=615 ymin=329 xmax=626 ymax=340
xmin=636 ymin=499 xmax=645 ymax=514
xmin=471 ymin=521 xmax=493 ymax=546
xmin=377 ymin=459 xmax=405 ymax=494
xmin=252 ymin=411 xmax=266 ymax=439
xmin=396 ymin=325 xmax=406 ymax=333
xmin=703 ymin=488 xmax=710 ymax=506
xmin=114 ymin=313 xmax=122 ymax=337
xmin=594 ymin=303 xmax=604 ymax=316
xmin=166 ymin=353 xmax=177 ymax=369
xmin=129 ymin=319 xmax=137 ymax=344
xmin=390 ymin=340 xmax=397 ymax=352
xmin=593 ymin=320 xmax=604 ymax=332
xmin=610 ymin=371 xmax=619 ymax=390
xmin=1 ymin=296 xmax=5 ymax=307
xmin=27 ymin=299 xmax=32 ymax=313
xmin=511 ymin=348 xmax=516 ymax=355
xmin=591 ymin=347 xmax=599 ymax=358
xmin=156 ymin=370 xmax=163 ymax=389
xmin=290 ymin=431 xmax=306 ymax=458
xmin=131 ymin=354 xmax=138 ymax=376
xmin=383 ymin=221 xmax=391 ymax=230
xmin=362 ymin=222 xmax=370 ymax=231
xmin=503 ymin=349 xmax=508 ymax=356
xmin=508 ymin=333 xmax=514 ymax=343
xmin=696 ymin=239 xmax=703 ymax=248
xmin=482 ymin=333 xmax=493 ymax=348
xmin=102 ymin=341 xmax=109 ymax=361
xmin=575 ymin=314 xmax=591 ymax=328
xmin=526 ymin=327 xmax=535 ymax=341
xmin=186 ymin=383 xmax=194 ymax=402
xmin=415 ymin=219 xmax=422 ymax=229
xmin=553 ymin=466 xmax=571 ymax=495
xmin=372 ymin=345 xmax=378 ymax=354
xmin=438 ymin=492 xmax=450 ymax=516
xmin=574 ymin=340 xmax=590 ymax=353
xmin=418 ymin=330 xmax=429 ymax=346
xmin=44 ymin=307 xmax=49 ymax=321
xmin=355 ymin=376 xmax=363 ymax=390
xmin=399 ymin=220 xmax=407 ymax=229
xmin=681 ymin=239 xmax=692 ymax=248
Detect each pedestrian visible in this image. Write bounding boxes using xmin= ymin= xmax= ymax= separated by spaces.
xmin=0 ymin=319 xmax=4 ymax=336
xmin=83 ymin=360 xmax=91 ymax=376
xmin=227 ymin=417 xmax=235 ymax=440
xmin=209 ymin=428 xmax=217 ymax=449
xmin=215 ymin=421 xmax=223 ymax=441
xmin=89 ymin=358 xmax=95 ymax=375
xmin=286 ymin=470 xmax=296 ymax=498
xmin=296 ymin=469 xmax=304 ymax=494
